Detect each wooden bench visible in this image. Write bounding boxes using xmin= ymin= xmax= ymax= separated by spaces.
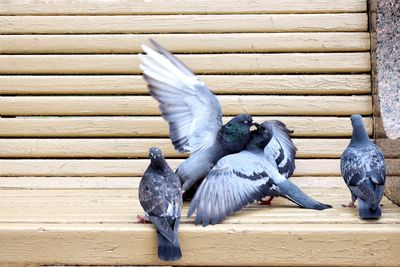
xmin=0 ymin=0 xmax=399 ymax=266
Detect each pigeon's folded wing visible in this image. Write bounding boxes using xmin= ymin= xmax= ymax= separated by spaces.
xmin=139 ymin=39 xmax=222 ymax=154
xmin=187 ymin=151 xmax=274 ymax=226
xmin=341 ymin=147 xmax=385 ymax=203
xmin=263 ymin=120 xmax=297 ymax=178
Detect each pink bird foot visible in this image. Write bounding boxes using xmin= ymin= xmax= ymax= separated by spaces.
xmin=136 ymin=215 xmax=150 ymax=223
xmin=259 ymin=196 xmax=274 ymax=206
xmin=341 ymin=202 xmax=356 ymax=208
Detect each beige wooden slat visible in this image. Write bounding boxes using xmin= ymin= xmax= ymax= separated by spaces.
xmin=0 ymin=75 xmax=372 ymax=95
xmin=0 ymin=138 xmax=349 ymax=158
xmin=0 ymin=96 xmax=372 ymax=116
xmin=0 ymin=0 xmax=367 ymax=15
xmin=0 ymin=159 xmax=341 ymax=177
xmin=1 ymin=222 xmax=399 ymax=266
xmin=0 ymin=33 xmax=371 ymax=54
xmin=376 ymin=139 xmax=400 ymax=158
xmin=0 ymin=53 xmax=371 ymax=74
xmin=0 ymin=14 xmax=368 ymax=34
xmin=0 ymin=116 xmax=373 ymax=137
xmin=13 ymin=175 xmax=400 ymax=189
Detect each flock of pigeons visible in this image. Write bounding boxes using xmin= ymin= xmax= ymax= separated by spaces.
xmin=137 ymin=40 xmax=387 ymax=261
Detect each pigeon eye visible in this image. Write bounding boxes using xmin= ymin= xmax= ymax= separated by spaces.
xmin=244 ymin=120 xmax=248 ymax=124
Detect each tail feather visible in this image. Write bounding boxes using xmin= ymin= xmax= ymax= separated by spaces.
xmin=157 ymin=231 xmax=182 ymax=261
xmin=277 ymin=179 xmax=332 ymax=210
xmin=358 ymin=198 xmax=381 ymax=219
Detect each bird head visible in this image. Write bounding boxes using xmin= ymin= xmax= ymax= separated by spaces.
xmin=350 ymin=114 xmax=364 ymax=127
xmin=228 ymin=114 xmax=253 ymax=127
xmin=148 ymin=147 xmax=165 ymax=161
xmin=254 ymin=121 xmax=273 ymax=141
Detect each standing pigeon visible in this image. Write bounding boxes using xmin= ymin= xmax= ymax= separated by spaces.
xmin=138 ymin=147 xmax=183 ymax=261
xmin=139 ymin=39 xmax=253 ymax=192
xmin=341 ymin=114 xmax=386 ymax=219
xmin=188 ymin=122 xmax=331 ymax=226
xmin=257 ymin=120 xmax=297 ymax=205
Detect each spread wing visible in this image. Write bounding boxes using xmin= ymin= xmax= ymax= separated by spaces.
xmin=139 ymin=39 xmax=222 ymax=154
xmin=187 ymin=151 xmax=276 ymax=226
xmin=341 ymin=146 xmax=386 ymax=203
xmin=263 ymin=120 xmax=297 ymax=178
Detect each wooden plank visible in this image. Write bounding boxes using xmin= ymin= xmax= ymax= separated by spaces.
xmin=0 ymin=0 xmax=367 ymax=15
xmin=0 ymin=138 xmax=350 ymax=158
xmin=0 ymin=75 xmax=372 ymax=95
xmin=0 ymin=223 xmax=399 ymax=266
xmin=0 ymin=159 xmax=341 ymax=177
xmin=0 ymin=53 xmax=371 ymax=74
xmin=0 ymin=95 xmax=372 ymax=116
xmin=0 ymin=14 xmax=368 ymax=34
xmin=0 ymin=33 xmax=371 ymax=54
xmin=377 ymin=139 xmax=400 ymax=158
xmin=0 ymin=116 xmax=373 ymax=137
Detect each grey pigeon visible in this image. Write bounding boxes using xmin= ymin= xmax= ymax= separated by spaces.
xmin=138 ymin=147 xmax=182 ymax=261
xmin=341 ymin=114 xmax=386 ymax=219
xmin=188 ymin=122 xmax=332 ymax=226
xmin=257 ymin=120 xmax=297 ymax=205
xmin=139 ymin=39 xmax=253 ymax=192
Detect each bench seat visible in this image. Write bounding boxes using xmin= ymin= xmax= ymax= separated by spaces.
xmin=0 ymin=176 xmax=399 ymax=266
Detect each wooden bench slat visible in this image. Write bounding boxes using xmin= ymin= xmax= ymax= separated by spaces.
xmin=0 ymin=95 xmax=372 ymax=116
xmin=0 ymin=33 xmax=370 ymax=54
xmin=0 ymin=75 xmax=371 ymax=95
xmin=0 ymin=53 xmax=371 ymax=74
xmin=0 ymin=0 xmax=367 ymax=15
xmin=0 ymin=159 xmax=342 ymax=177
xmin=0 ymin=222 xmax=398 ymax=266
xmin=0 ymin=138 xmax=350 ymax=158
xmin=0 ymin=14 xmax=368 ymax=34
xmin=0 ymin=116 xmax=373 ymax=137
xmin=0 ymin=171 xmax=398 ymax=189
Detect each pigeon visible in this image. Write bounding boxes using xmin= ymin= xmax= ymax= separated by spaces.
xmin=340 ymin=114 xmax=386 ymax=219
xmin=188 ymin=122 xmax=332 ymax=226
xmin=139 ymin=39 xmax=253 ymax=192
xmin=257 ymin=120 xmax=297 ymax=205
xmin=138 ymin=147 xmax=183 ymax=261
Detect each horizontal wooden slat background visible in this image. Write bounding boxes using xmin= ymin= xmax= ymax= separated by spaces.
xmin=0 ymin=0 xmax=373 ymax=186
xmin=2 ymin=1 xmax=399 ymax=266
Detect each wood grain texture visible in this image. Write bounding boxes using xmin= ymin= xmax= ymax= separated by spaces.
xmin=0 ymin=138 xmax=350 ymax=158
xmin=0 ymin=222 xmax=399 ymax=266
xmin=0 ymin=14 xmax=368 ymax=34
xmin=0 ymin=96 xmax=372 ymax=116
xmin=0 ymin=116 xmax=373 ymax=137
xmin=0 ymin=75 xmax=372 ymax=95
xmin=0 ymin=33 xmax=371 ymax=54
xmin=0 ymin=159 xmax=341 ymax=177
xmin=0 ymin=0 xmax=367 ymax=15
xmin=0 ymin=53 xmax=371 ymax=74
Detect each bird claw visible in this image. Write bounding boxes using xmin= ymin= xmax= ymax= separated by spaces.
xmin=341 ymin=202 xmax=356 ymax=208
xmin=259 ymin=196 xmax=274 ymax=206
xmin=136 ymin=215 xmax=150 ymax=223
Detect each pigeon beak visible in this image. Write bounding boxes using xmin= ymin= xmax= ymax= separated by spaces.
xmin=254 ymin=122 xmax=262 ymax=129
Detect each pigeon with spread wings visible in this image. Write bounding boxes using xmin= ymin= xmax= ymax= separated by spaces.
xmin=188 ymin=122 xmax=331 ymax=226
xmin=139 ymin=39 xmax=253 ymax=192
xmin=341 ymin=114 xmax=386 ymax=219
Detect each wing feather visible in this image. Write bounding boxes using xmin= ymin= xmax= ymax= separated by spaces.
xmin=188 ymin=151 xmax=273 ymax=226
xmin=140 ymin=39 xmax=222 ymax=154
xmin=263 ymin=121 xmax=297 ymax=178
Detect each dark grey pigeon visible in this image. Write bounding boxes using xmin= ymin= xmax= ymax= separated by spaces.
xmin=138 ymin=147 xmax=183 ymax=261
xmin=257 ymin=120 xmax=297 ymax=205
xmin=341 ymin=114 xmax=386 ymax=219
xmin=188 ymin=123 xmax=331 ymax=226
xmin=139 ymin=39 xmax=253 ymax=192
